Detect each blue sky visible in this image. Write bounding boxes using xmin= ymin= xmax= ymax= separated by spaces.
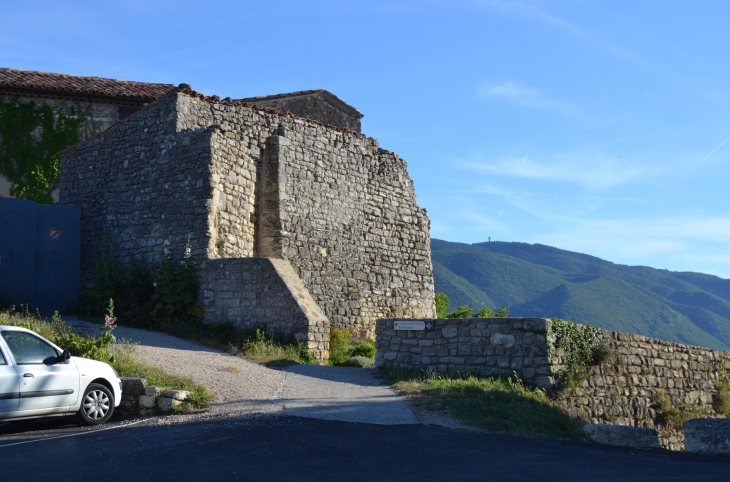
xmin=3 ymin=1 xmax=730 ymax=277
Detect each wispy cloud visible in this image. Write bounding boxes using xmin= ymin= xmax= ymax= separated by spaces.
xmin=700 ymin=135 xmax=730 ymax=162
xmin=473 ymin=1 xmax=641 ymax=64
xmin=478 ymin=81 xmax=577 ymax=116
xmin=460 ymin=153 xmax=644 ymax=189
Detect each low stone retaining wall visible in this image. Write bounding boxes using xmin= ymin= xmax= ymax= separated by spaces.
xmin=375 ymin=317 xmax=730 ymax=451
xmin=118 ymin=377 xmax=192 ymax=416
xmin=374 ymin=318 xmax=552 ymax=389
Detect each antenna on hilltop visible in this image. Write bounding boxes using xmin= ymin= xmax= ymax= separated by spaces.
xmin=488 ymin=237 xmax=491 ymax=242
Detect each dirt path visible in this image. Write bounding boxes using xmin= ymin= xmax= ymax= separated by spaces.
xmin=65 ymin=317 xmax=418 ymax=425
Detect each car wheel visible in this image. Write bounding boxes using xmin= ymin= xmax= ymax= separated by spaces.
xmin=77 ymin=383 xmax=114 ymax=426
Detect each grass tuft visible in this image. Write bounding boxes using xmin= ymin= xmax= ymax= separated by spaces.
xmin=382 ymin=368 xmax=585 ymax=440
xmin=717 ymin=379 xmax=730 ymax=417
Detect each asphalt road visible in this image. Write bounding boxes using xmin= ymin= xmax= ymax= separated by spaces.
xmin=1 ymin=415 xmax=729 ymax=481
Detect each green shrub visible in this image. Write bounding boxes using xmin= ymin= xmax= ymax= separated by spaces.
xmin=351 ymin=339 xmax=376 ymax=358
xmin=328 ymin=327 xmax=351 ymax=366
xmin=549 ymin=318 xmax=604 ymax=366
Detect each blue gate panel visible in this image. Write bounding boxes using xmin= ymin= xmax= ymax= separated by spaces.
xmin=36 ymin=204 xmax=81 ymax=315
xmin=0 ymin=198 xmax=80 ymax=315
xmin=0 ymin=198 xmax=36 ymax=309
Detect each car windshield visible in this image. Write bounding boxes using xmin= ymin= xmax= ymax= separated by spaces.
xmin=1 ymin=331 xmax=58 ymax=364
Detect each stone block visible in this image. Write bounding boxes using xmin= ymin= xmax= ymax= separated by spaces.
xmin=145 ymin=386 xmax=162 ymax=397
xmin=442 ymin=326 xmax=458 ymax=338
xmin=121 ymin=377 xmax=148 ymax=395
xmin=165 ymin=390 xmax=191 ymax=401
xmin=158 ymin=397 xmax=183 ymax=412
xmin=139 ymin=395 xmax=156 ymax=409
xmin=684 ymin=418 xmax=730 ymax=455
xmin=583 ymin=424 xmax=662 ymax=449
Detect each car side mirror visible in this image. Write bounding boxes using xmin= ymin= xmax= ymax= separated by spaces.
xmin=58 ymin=350 xmax=71 ymax=364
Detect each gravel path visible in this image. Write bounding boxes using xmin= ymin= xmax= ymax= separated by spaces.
xmin=65 ymin=317 xmax=417 ymax=425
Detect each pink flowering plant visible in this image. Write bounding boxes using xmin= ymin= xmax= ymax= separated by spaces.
xmin=101 ymin=298 xmax=117 ymax=345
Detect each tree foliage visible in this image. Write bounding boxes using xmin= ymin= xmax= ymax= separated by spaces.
xmin=435 ymin=293 xmax=510 ymax=319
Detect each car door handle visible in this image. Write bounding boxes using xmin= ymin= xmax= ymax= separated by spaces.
xmin=23 ymin=373 xmax=34 ymax=378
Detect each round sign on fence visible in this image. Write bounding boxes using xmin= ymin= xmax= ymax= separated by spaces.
xmin=47 ymin=227 xmax=61 ymax=242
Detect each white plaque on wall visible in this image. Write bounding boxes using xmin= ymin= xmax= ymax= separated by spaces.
xmin=394 ymin=320 xmax=426 ymax=331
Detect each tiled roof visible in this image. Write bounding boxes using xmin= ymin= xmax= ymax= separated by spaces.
xmin=0 ymin=68 xmax=175 ymax=101
xmin=177 ymin=84 xmax=367 ymax=139
xmin=237 ymin=89 xmax=363 ymax=118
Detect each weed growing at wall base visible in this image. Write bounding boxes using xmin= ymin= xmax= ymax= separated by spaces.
xmin=83 ymin=235 xmax=200 ymax=328
xmin=328 ymin=327 xmax=376 ymax=367
xmin=383 ymin=369 xmax=584 ymax=440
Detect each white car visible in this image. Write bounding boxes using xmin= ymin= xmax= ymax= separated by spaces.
xmin=0 ymin=325 xmax=122 ymax=425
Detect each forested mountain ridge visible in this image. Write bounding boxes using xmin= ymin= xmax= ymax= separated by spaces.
xmin=431 ymin=239 xmax=730 ymax=351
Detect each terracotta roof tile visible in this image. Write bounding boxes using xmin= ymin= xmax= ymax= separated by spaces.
xmin=0 ymin=67 xmax=175 ymax=101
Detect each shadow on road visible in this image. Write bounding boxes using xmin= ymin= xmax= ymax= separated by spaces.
xmin=0 ymin=415 xmax=728 ymax=481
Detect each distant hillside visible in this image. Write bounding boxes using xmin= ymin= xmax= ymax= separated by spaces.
xmin=431 ymin=239 xmax=730 ymax=351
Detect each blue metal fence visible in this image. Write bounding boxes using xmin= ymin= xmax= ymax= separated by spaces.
xmin=0 ymin=197 xmax=80 ymax=315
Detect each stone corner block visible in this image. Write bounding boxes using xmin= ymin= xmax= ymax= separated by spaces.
xmin=684 ymin=418 xmax=730 ymax=455
xmin=139 ymin=395 xmax=156 ymax=409
xmin=583 ymin=424 xmax=662 ymax=449
xmin=157 ymin=397 xmax=183 ymax=412
xmin=144 ymin=386 xmax=162 ymax=397
xmin=121 ymin=377 xmax=149 ymax=395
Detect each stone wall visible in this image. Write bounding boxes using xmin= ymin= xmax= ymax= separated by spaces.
xmin=374 ymin=317 xmax=553 ymax=389
xmin=199 ymin=257 xmax=329 ymax=361
xmin=174 ymin=90 xmax=434 ymax=339
xmin=58 ymin=96 xmax=213 ymax=283
xmin=375 ymin=317 xmax=730 ymax=451
xmin=59 ymin=87 xmax=434 ymax=349
xmin=561 ymin=329 xmax=730 ymax=451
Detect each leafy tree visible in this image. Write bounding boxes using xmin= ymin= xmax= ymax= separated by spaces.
xmin=435 ymin=292 xmax=450 ymax=318
xmin=435 ymin=293 xmax=509 ymax=318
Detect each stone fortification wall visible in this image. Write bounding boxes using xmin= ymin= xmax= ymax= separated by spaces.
xmin=199 ymin=257 xmax=329 ymax=360
xmin=175 ymin=91 xmax=435 ymax=339
xmin=58 ymin=93 xmax=214 ymax=283
xmin=375 ymin=318 xmax=553 ymax=389
xmin=375 ymin=317 xmax=729 ymax=450
xmin=59 ymin=87 xmax=434 ymax=347
xmin=561 ymin=329 xmax=730 ymax=451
